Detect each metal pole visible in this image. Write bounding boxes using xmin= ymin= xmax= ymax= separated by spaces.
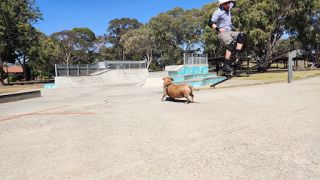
xmin=87 ymin=65 xmax=89 ymax=75
xmin=288 ymin=51 xmax=293 ymax=83
xmin=77 ymin=64 xmax=80 ymax=75
xmin=183 ymin=53 xmax=186 ymax=65
xmin=192 ymin=53 xmax=194 ymax=65
xmin=55 ymin=64 xmax=58 ymax=77
xmin=206 ymin=54 xmax=208 ymax=64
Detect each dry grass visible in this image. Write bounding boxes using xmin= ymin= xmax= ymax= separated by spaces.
xmin=0 ymin=84 xmax=43 ymax=94
xmin=235 ymin=69 xmax=320 ymax=82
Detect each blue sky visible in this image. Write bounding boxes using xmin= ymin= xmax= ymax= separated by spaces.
xmin=34 ymin=0 xmax=215 ymax=36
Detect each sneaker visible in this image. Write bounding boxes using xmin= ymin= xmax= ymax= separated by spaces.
xmin=231 ymin=60 xmax=241 ymax=67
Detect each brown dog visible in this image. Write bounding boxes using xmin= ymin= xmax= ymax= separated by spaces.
xmin=161 ymin=77 xmax=194 ymax=103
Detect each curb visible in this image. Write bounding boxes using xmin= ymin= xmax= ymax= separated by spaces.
xmin=0 ymin=90 xmax=41 ymax=103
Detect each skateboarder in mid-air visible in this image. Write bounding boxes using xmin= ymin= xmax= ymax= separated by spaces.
xmin=208 ymin=0 xmax=247 ymax=75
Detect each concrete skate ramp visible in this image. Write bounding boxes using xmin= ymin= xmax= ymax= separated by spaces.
xmin=55 ymin=69 xmax=149 ymax=88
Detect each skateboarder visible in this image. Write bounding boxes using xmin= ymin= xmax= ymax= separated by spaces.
xmin=208 ymin=0 xmax=247 ymax=75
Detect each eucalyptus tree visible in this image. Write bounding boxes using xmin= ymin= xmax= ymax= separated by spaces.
xmin=105 ymin=18 xmax=142 ymax=60
xmin=50 ymin=28 xmax=97 ymax=65
xmin=286 ymin=0 xmax=320 ymax=59
xmin=231 ymin=0 xmax=320 ymax=69
xmin=0 ymin=0 xmax=41 ymax=85
xmin=16 ymin=26 xmax=41 ymax=80
xmin=120 ymin=26 xmax=156 ymax=69
xmin=230 ymin=0 xmax=292 ymax=67
xmin=99 ymin=46 xmax=118 ymax=61
xmin=70 ymin=28 xmax=97 ymax=64
xmin=148 ymin=7 xmax=192 ymax=65
xmin=27 ymin=31 xmax=60 ymax=78
xmin=180 ymin=9 xmax=204 ymax=53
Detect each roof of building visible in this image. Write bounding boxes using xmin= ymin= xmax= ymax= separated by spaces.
xmin=3 ymin=65 xmax=23 ymax=73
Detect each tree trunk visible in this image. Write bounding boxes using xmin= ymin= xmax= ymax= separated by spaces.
xmin=0 ymin=56 xmax=4 ymax=86
xmin=259 ymin=40 xmax=272 ymax=72
xmin=265 ymin=42 xmax=272 ymax=70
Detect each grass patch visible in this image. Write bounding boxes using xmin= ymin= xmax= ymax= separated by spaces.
xmin=235 ymin=69 xmax=320 ymax=82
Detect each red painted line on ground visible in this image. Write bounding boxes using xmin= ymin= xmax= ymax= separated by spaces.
xmin=36 ymin=112 xmax=96 ymax=115
xmin=0 ymin=105 xmax=74 ymax=121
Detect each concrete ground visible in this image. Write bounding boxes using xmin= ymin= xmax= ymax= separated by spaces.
xmin=0 ymin=77 xmax=319 ymax=179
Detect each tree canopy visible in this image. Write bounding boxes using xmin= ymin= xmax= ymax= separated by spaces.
xmin=1 ymin=0 xmax=319 ymax=80
xmin=105 ymin=18 xmax=142 ymax=60
xmin=0 ymin=0 xmax=41 ymax=85
xmin=50 ymin=28 xmax=97 ymax=65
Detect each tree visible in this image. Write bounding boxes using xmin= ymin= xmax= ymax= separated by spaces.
xmin=105 ymin=18 xmax=142 ymax=60
xmin=15 ymin=26 xmax=41 ymax=80
xmin=50 ymin=28 xmax=97 ymax=65
xmin=286 ymin=0 xmax=320 ymax=60
xmin=148 ymin=8 xmax=186 ymax=65
xmin=27 ymin=30 xmax=60 ymax=78
xmin=180 ymin=9 xmax=204 ymax=52
xmin=120 ymin=26 xmax=156 ymax=69
xmin=99 ymin=46 xmax=118 ymax=61
xmin=231 ymin=0 xmax=290 ymax=70
xmin=229 ymin=0 xmax=320 ymax=70
xmin=0 ymin=0 xmax=41 ymax=85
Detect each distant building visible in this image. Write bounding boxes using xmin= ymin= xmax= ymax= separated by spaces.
xmin=3 ymin=65 xmax=23 ymax=74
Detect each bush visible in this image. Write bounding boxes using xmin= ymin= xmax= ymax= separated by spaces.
xmin=8 ymin=75 xmax=16 ymax=82
xmin=148 ymin=61 xmax=163 ymax=72
xmin=7 ymin=74 xmax=23 ymax=82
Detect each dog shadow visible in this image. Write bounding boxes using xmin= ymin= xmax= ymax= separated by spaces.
xmin=164 ymin=97 xmax=196 ymax=104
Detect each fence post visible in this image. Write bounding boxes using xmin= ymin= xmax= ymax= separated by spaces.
xmin=192 ymin=53 xmax=194 ymax=65
xmin=87 ymin=64 xmax=89 ymax=75
xmin=55 ymin=64 xmax=58 ymax=77
xmin=288 ymin=51 xmax=293 ymax=83
xmin=77 ymin=64 xmax=80 ymax=75
xmin=206 ymin=54 xmax=208 ymax=64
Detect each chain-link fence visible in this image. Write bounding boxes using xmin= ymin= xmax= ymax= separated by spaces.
xmin=183 ymin=53 xmax=208 ymax=65
xmin=55 ymin=60 xmax=147 ymax=76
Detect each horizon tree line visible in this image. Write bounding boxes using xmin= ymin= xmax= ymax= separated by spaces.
xmin=0 ymin=0 xmax=319 ymax=85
